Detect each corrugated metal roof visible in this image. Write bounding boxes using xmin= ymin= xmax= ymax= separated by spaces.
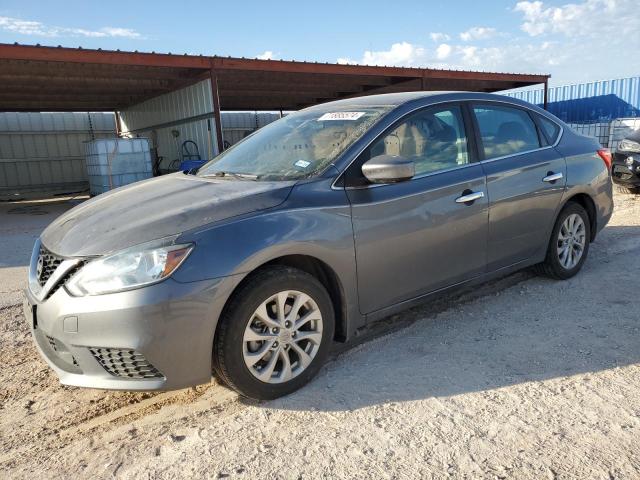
xmin=0 ymin=43 xmax=549 ymax=112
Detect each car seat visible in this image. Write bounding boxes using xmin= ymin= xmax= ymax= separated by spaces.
xmin=495 ymin=121 xmax=528 ymax=145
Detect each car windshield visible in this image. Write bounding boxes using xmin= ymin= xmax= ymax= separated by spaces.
xmin=197 ymin=105 xmax=392 ymax=181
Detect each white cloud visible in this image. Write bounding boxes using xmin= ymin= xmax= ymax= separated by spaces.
xmin=0 ymin=16 xmax=143 ymax=39
xmin=459 ymin=46 xmax=479 ymax=64
xmin=339 ymin=42 xmax=426 ymax=67
xmin=514 ymin=0 xmax=624 ymax=37
xmin=256 ymin=50 xmax=275 ymax=60
xmin=100 ymin=27 xmax=142 ymax=39
xmin=335 ymin=0 xmax=639 ymax=84
xmin=430 ymin=32 xmax=450 ymax=42
xmin=336 ymin=41 xmax=514 ymax=72
xmin=459 ymin=26 xmax=497 ymax=42
xmin=435 ymin=43 xmax=452 ymax=60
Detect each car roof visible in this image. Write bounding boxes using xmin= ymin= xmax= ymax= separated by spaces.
xmin=303 ymin=91 xmax=535 ymax=110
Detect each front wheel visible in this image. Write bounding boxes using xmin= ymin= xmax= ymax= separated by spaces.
xmin=213 ymin=266 xmax=335 ymax=400
xmin=534 ymin=202 xmax=591 ymax=280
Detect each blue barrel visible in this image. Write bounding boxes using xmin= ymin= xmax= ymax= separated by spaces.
xmin=179 ymin=159 xmax=207 ymax=172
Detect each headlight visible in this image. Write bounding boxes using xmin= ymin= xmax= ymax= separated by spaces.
xmin=66 ymin=238 xmax=193 ymax=296
xmin=617 ymin=139 xmax=640 ymax=153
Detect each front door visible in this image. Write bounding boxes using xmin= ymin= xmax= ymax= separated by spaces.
xmin=344 ymin=104 xmax=489 ymax=314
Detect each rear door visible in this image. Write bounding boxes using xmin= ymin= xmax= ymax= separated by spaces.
xmin=344 ymin=103 xmax=488 ymax=314
xmin=470 ymin=102 xmax=566 ymax=271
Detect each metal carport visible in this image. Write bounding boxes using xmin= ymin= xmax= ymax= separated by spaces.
xmin=0 ymin=43 xmax=549 ymax=152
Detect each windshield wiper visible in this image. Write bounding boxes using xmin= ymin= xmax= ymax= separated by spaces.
xmin=202 ymin=171 xmax=258 ymax=180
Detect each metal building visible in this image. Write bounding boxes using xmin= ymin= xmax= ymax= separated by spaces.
xmin=0 ymin=112 xmax=115 ymax=197
xmin=120 ymin=98 xmax=282 ymax=173
xmin=0 ymin=110 xmax=282 ymax=196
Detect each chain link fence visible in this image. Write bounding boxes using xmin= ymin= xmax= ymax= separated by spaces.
xmin=568 ymin=118 xmax=640 ymax=151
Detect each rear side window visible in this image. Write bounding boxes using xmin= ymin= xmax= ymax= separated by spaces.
xmin=473 ymin=105 xmax=541 ymax=160
xmin=537 ymin=115 xmax=561 ymax=144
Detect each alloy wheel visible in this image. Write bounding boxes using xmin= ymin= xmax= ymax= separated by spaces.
xmin=556 ymin=213 xmax=586 ymax=270
xmin=242 ymin=290 xmax=323 ymax=384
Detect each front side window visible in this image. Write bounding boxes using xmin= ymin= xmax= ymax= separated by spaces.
xmin=358 ymin=104 xmax=469 ymax=180
xmin=197 ymin=106 xmax=392 ymax=181
xmin=473 ymin=105 xmax=541 ymax=160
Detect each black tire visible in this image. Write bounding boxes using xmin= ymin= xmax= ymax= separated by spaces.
xmin=616 ymin=185 xmax=640 ymax=194
xmin=534 ymin=202 xmax=591 ymax=280
xmin=213 ymin=266 xmax=335 ymax=400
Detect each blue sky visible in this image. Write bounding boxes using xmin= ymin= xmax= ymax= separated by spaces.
xmin=0 ymin=0 xmax=637 ymax=86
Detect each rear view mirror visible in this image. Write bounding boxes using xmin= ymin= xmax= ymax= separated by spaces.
xmin=361 ymin=154 xmax=415 ymax=184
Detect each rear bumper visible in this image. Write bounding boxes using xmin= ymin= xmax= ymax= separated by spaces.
xmin=23 ymin=275 xmax=240 ymax=391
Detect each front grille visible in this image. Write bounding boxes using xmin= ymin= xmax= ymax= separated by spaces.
xmin=89 ymin=347 xmax=164 ymax=379
xmin=46 ymin=263 xmax=83 ymax=299
xmin=36 ymin=246 xmax=84 ymax=299
xmin=37 ymin=246 xmax=63 ymax=286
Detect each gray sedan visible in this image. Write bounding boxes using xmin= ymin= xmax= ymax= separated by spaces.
xmin=24 ymin=92 xmax=614 ymax=400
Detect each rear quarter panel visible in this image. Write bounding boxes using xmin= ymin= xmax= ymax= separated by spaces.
xmin=554 ymin=129 xmax=614 ymax=237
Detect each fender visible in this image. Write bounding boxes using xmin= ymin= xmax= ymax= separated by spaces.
xmin=173 ymin=181 xmax=364 ymax=338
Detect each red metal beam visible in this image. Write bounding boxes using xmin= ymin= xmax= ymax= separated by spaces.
xmin=210 ymin=69 xmax=224 ymax=153
xmin=0 ymin=74 xmax=175 ymax=89
xmin=0 ymin=43 xmax=550 ymax=113
xmin=0 ymin=43 xmax=211 ymax=69
xmin=0 ymin=43 xmax=549 ymax=84
xmin=422 ymin=69 xmax=546 ymax=83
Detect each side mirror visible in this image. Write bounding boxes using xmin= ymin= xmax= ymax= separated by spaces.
xmin=361 ymin=154 xmax=415 ymax=184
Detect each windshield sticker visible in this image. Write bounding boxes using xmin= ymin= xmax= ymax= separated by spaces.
xmin=294 ymin=159 xmax=311 ymax=168
xmin=318 ymin=112 xmax=365 ymax=121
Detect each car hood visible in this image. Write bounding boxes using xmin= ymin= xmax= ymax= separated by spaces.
xmin=41 ymin=173 xmax=295 ymax=257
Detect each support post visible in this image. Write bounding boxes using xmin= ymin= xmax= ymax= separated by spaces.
xmin=209 ymin=69 xmax=224 ymax=154
xmin=114 ymin=110 xmax=122 ymax=137
xmin=543 ymin=79 xmax=549 ymax=110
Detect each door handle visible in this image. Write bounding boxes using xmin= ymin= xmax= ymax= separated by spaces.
xmin=543 ymin=172 xmax=563 ymax=183
xmin=455 ymin=191 xmax=484 ymax=204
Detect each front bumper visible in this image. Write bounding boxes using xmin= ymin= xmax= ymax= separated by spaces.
xmin=612 ymin=152 xmax=640 ymax=187
xmin=23 ymin=275 xmax=240 ymax=391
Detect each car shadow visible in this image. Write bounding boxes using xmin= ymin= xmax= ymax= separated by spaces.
xmin=264 ymin=225 xmax=640 ymax=412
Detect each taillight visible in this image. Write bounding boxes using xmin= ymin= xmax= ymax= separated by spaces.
xmin=597 ymin=148 xmax=612 ymax=169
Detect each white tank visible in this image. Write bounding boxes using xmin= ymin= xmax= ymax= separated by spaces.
xmin=84 ymin=138 xmax=152 ymax=195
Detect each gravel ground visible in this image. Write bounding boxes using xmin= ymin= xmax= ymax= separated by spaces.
xmin=1 ymin=191 xmax=640 ymax=479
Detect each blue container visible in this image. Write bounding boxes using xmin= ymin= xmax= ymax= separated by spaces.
xmin=179 ymin=159 xmax=207 ymax=172
xmin=503 ymin=76 xmax=640 ymax=123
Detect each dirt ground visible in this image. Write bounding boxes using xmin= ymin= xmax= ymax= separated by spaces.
xmin=1 ymin=191 xmax=640 ymax=479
